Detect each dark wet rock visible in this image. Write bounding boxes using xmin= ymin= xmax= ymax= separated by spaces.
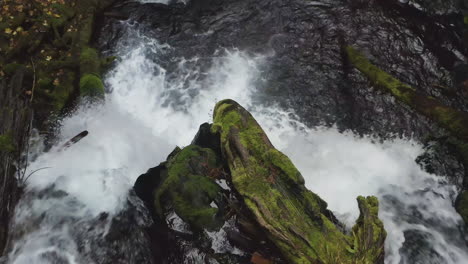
xmin=399 ymin=230 xmax=446 ymax=264
xmin=192 ymin=122 xmax=221 ymax=154
xmin=456 ymin=191 xmax=468 ymax=225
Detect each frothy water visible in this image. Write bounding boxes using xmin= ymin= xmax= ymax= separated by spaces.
xmin=8 ymin=22 xmax=468 ymax=263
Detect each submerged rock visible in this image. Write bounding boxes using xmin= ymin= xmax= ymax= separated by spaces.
xmin=135 ymin=100 xmax=387 ymax=264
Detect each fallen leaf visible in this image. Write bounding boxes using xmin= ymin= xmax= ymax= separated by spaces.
xmin=4 ymin=28 xmax=12 ymax=34
xmin=46 ymin=56 xmax=52 ymax=61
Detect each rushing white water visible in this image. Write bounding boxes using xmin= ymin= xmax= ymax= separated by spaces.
xmin=8 ymin=21 xmax=468 ymax=264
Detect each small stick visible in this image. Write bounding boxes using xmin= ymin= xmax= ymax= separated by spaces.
xmin=30 ymin=58 xmax=36 ymax=103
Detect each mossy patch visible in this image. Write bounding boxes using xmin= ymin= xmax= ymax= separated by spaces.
xmin=153 ymin=145 xmax=224 ymax=231
xmin=80 ymin=47 xmax=101 ymax=75
xmin=0 ymin=134 xmax=15 ymax=153
xmin=79 ymin=73 xmax=104 ymax=98
xmin=346 ymin=46 xmax=468 ymax=141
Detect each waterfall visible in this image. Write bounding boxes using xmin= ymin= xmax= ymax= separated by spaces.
xmin=7 ymin=17 xmax=468 ymax=264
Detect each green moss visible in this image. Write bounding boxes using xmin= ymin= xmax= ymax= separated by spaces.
xmin=53 ymin=71 xmax=76 ymax=110
xmin=153 ymin=145 xmax=223 ymax=231
xmin=38 ymin=78 xmax=54 ymax=91
xmin=3 ymin=63 xmax=23 ymax=75
xmin=80 ymin=47 xmax=101 ymax=75
xmin=263 ymin=149 xmax=305 ymax=185
xmin=351 ymin=196 xmax=386 ymax=262
xmin=212 ymin=99 xmax=386 ymax=264
xmin=79 ymin=73 xmax=104 ymax=98
xmin=0 ymin=134 xmax=15 ymax=153
xmin=346 ymin=46 xmax=415 ymax=104
xmin=346 ymin=46 xmax=468 ymax=141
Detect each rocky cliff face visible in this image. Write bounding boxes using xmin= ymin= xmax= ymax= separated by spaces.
xmin=135 ymin=100 xmax=387 ymax=263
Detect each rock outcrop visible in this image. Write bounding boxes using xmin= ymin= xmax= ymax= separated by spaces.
xmin=345 ymin=46 xmax=468 ymax=226
xmin=135 ymin=100 xmax=387 ymax=264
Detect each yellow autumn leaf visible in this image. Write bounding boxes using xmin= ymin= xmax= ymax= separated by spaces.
xmin=46 ymin=56 xmax=52 ymax=61
xmin=4 ymin=28 xmax=12 ymax=34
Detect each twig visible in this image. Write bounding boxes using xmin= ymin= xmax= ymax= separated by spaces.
xmin=22 ymin=167 xmax=52 ymax=186
xmin=30 ymin=58 xmax=36 ymax=103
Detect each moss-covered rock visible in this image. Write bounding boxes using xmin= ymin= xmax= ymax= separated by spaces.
xmin=345 ymin=46 xmax=468 ymax=226
xmin=79 ymin=74 xmax=105 ymax=98
xmin=212 ymin=99 xmax=386 ymax=264
xmin=153 ymin=145 xmax=225 ymax=231
xmin=345 ymin=46 xmax=468 ymax=142
xmin=351 ymin=196 xmax=386 ymax=263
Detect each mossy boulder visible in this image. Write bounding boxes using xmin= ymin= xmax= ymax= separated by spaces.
xmin=153 ymin=145 xmax=225 ymax=231
xmin=79 ymin=74 xmax=105 ymax=98
xmin=212 ymin=99 xmax=386 ymax=264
